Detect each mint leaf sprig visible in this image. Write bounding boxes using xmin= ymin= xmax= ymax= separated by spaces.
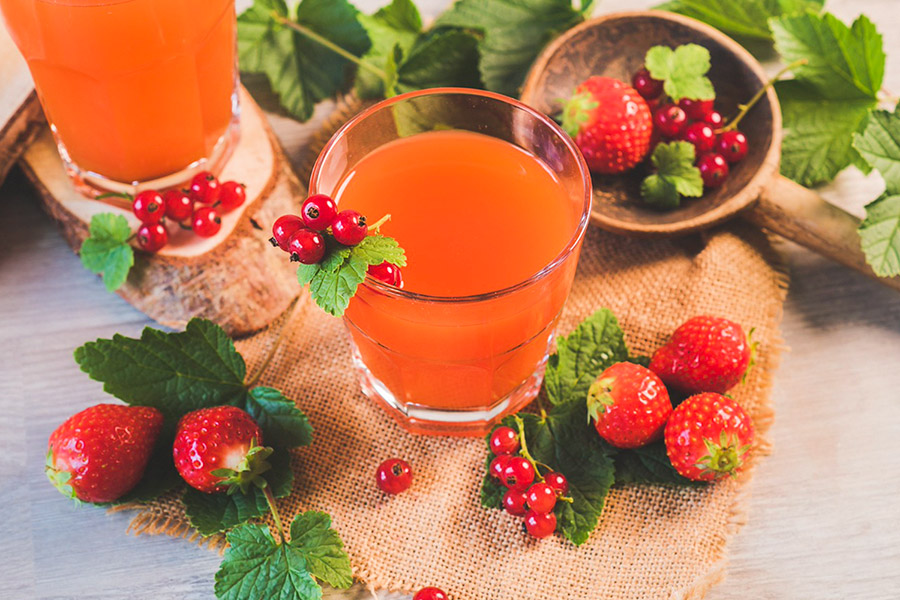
xmin=645 ymin=43 xmax=715 ymax=103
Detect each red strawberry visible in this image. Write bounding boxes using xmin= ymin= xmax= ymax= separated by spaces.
xmin=172 ymin=405 xmax=270 ymax=494
xmin=587 ymin=362 xmax=673 ymax=449
xmin=46 ymin=404 xmax=163 ymax=503
xmin=650 ymin=316 xmax=755 ymax=394
xmin=561 ymin=76 xmax=653 ymax=174
xmin=664 ymin=392 xmax=754 ymax=481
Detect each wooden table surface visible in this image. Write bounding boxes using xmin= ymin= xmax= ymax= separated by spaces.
xmin=2 ymin=1 xmax=899 ymax=598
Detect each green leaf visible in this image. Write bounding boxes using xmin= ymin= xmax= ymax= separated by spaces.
xmin=183 ymin=449 xmax=294 ymax=536
xmin=79 ymin=213 xmax=134 ymax=292
xmin=640 ymin=176 xmax=681 ymax=209
xmin=543 ymin=308 xmax=628 ymax=406
xmin=435 ymin=0 xmax=585 ymax=97
xmin=288 ymin=512 xmax=353 ymax=589
xmin=644 ymin=44 xmax=715 ymax=102
xmin=246 ymin=387 xmax=314 ymax=449
xmin=655 ymin=0 xmax=823 ymax=42
xmin=238 ymin=0 xmax=369 ymax=122
xmin=215 ymin=523 xmax=322 ymax=600
xmin=853 ymin=109 xmax=900 ymax=194
xmin=640 ymin=142 xmax=704 ymax=208
xmin=771 ymin=12 xmax=884 ymax=101
xmin=858 ymin=193 xmax=900 ymax=278
xmin=351 ymin=234 xmax=407 ymax=267
xmin=614 ymin=440 xmax=703 ymax=486
xmin=394 ymin=30 xmax=482 ymax=94
xmin=356 ymin=0 xmax=423 ymax=99
xmin=776 ymin=80 xmax=876 ymax=186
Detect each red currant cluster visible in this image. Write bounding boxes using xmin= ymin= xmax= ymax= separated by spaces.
xmin=129 ymin=170 xmax=246 ymax=253
xmin=632 ymin=68 xmax=749 ymax=189
xmin=487 ymin=426 xmax=570 ymax=539
xmin=271 ymin=194 xmax=404 ymax=287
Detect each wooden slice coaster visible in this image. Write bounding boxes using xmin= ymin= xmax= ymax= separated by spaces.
xmin=0 ymin=25 xmax=43 ymax=185
xmin=19 ymin=88 xmax=303 ymax=336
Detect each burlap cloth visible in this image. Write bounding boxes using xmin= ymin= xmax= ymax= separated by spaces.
xmin=121 ymin=102 xmax=789 ymax=600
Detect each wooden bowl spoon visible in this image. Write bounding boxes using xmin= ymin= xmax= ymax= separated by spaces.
xmin=521 ymin=10 xmax=900 ymax=291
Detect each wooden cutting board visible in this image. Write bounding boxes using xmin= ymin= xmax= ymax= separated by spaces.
xmin=0 ymin=23 xmax=43 ymax=185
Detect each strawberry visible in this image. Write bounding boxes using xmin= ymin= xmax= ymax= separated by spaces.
xmin=587 ymin=362 xmax=673 ymax=449
xmin=46 ymin=404 xmax=163 ymax=503
xmin=664 ymin=392 xmax=754 ymax=481
xmin=173 ymin=405 xmax=270 ymax=494
xmin=561 ymin=76 xmax=653 ymax=174
xmin=650 ymin=316 xmax=755 ymax=394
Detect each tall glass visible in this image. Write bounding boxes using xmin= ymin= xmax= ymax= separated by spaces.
xmin=310 ymin=89 xmax=592 ymax=436
xmin=0 ymin=0 xmax=240 ymax=194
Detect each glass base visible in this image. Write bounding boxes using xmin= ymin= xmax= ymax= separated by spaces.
xmin=349 ymin=340 xmax=551 ymax=437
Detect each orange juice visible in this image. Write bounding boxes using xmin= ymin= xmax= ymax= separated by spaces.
xmin=0 ymin=0 xmax=237 ymax=184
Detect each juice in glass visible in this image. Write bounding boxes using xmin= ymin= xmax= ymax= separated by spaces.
xmin=310 ymin=89 xmax=592 ymax=435
xmin=0 ymin=0 xmax=239 ymax=192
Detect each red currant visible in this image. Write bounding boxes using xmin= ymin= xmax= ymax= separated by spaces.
xmin=653 ymin=104 xmax=688 ymax=138
xmin=376 ymin=458 xmax=412 ymax=494
xmin=331 ymin=210 xmax=368 ymax=246
xmin=270 ymin=215 xmax=304 ymax=251
xmin=545 ymin=472 xmax=569 ymax=498
xmin=697 ymin=153 xmax=730 ymax=188
xmin=132 ymin=190 xmax=165 ymax=224
xmin=678 ymin=98 xmax=714 ymax=120
xmin=189 ymin=171 xmax=220 ymax=204
xmin=631 ymin=68 xmax=663 ymax=100
xmin=489 ymin=454 xmax=512 ymax=480
xmin=367 ymin=261 xmax=403 ymax=287
xmin=413 ymin=588 xmax=448 ymax=600
xmin=136 ymin=222 xmax=168 ymax=253
xmin=191 ymin=206 xmax=222 ymax=237
xmin=502 ymin=457 xmax=535 ymax=492
xmin=704 ymin=111 xmax=724 ymax=128
xmin=163 ymin=189 xmax=193 ymax=222
xmin=525 ymin=483 xmax=557 ymax=514
xmin=716 ymin=130 xmax=749 ymax=163
xmin=680 ymin=122 xmax=716 ymax=154
xmin=502 ymin=489 xmax=528 ymax=516
xmin=218 ymin=181 xmax=247 ymax=211
xmin=287 ymin=228 xmax=326 ymax=264
xmin=524 ymin=510 xmax=557 ymax=539
xmin=301 ymin=194 xmax=338 ymax=231
xmin=489 ymin=426 xmax=520 ymax=456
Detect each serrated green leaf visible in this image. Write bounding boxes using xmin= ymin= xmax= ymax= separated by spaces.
xmin=297 ymin=264 xmax=318 ymax=286
xmin=853 ymin=109 xmax=900 ymax=194
xmin=351 ymin=234 xmax=407 ymax=267
xmin=644 ymin=44 xmax=715 ymax=102
xmin=655 ymin=0 xmax=823 ymax=42
xmin=771 ymin=12 xmax=884 ymax=101
xmin=79 ymin=213 xmax=134 ymax=292
xmin=356 ymin=0 xmax=422 ymax=99
xmin=246 ymin=387 xmax=314 ymax=449
xmin=288 ymin=512 xmax=353 ymax=589
xmin=307 ymin=254 xmax=368 ymax=317
xmin=319 ymin=243 xmax=353 ymax=273
xmin=435 ymin=0 xmax=585 ymax=96
xmin=215 ymin=523 xmax=322 ymax=600
xmin=652 ymin=141 xmax=704 ymax=196
xmin=776 ymin=80 xmax=876 ymax=186
xmin=640 ymin=176 xmax=681 ymax=209
xmin=859 ymin=193 xmax=900 ymax=278
xmin=393 ymin=30 xmax=481 ymax=94
xmin=614 ymin=440 xmax=704 ymax=486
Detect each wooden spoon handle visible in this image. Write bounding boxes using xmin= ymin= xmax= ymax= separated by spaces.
xmin=745 ymin=174 xmax=900 ymax=292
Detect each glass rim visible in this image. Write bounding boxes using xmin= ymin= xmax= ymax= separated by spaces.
xmin=308 ymin=87 xmax=592 ymax=304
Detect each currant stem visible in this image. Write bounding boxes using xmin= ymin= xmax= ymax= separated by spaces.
xmin=270 ymin=12 xmax=388 ymax=81
xmin=722 ymin=59 xmax=807 ymax=132
xmin=245 ymin=295 xmax=303 ymax=388
xmin=263 ymin=485 xmax=288 ymax=543
xmin=368 ymin=214 xmax=392 ymax=232
xmin=513 ymin=414 xmax=543 ymax=482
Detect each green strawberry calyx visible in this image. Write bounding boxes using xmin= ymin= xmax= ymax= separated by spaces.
xmin=561 ymin=90 xmax=598 ymax=138
xmin=696 ymin=430 xmax=752 ymax=479
xmin=211 ymin=440 xmax=274 ymax=495
xmin=742 ymin=327 xmax=760 ymax=385
xmin=45 ymin=449 xmax=77 ymax=502
xmin=586 ymin=376 xmax=616 ymax=423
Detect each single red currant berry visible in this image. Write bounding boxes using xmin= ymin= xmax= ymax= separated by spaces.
xmin=502 ymin=489 xmax=528 ymax=516
xmin=163 ymin=189 xmax=193 ymax=222
xmin=270 ymin=215 xmax=304 ymax=251
xmin=218 ymin=181 xmax=247 ymax=211
xmin=413 ymin=587 xmax=448 ymax=600
xmin=287 ymin=228 xmax=326 ymax=265
xmin=697 ymin=153 xmax=730 ymax=188
xmin=678 ymin=98 xmax=715 ymax=120
xmin=191 ymin=206 xmax=222 ymax=237
xmin=132 ymin=190 xmax=165 ymax=224
xmin=653 ymin=104 xmax=688 ymax=138
xmin=680 ymin=122 xmax=717 ymax=154
xmin=631 ymin=68 xmax=663 ymax=100
xmin=367 ymin=261 xmax=403 ymax=287
xmin=525 ymin=483 xmax=557 ymax=514
xmin=489 ymin=454 xmax=512 ymax=480
xmin=489 ymin=426 xmax=520 ymax=456
xmin=502 ymin=457 xmax=535 ymax=492
xmin=545 ymin=472 xmax=569 ymax=498
xmin=716 ymin=130 xmax=749 ymax=163
xmin=189 ymin=171 xmax=220 ymax=204
xmin=301 ymin=194 xmax=338 ymax=231
xmin=136 ymin=222 xmax=168 ymax=253
xmin=704 ymin=111 xmax=724 ymax=128
xmin=524 ymin=510 xmax=557 ymax=539
xmin=331 ymin=210 xmax=368 ymax=245
xmin=375 ymin=458 xmax=412 ymax=494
